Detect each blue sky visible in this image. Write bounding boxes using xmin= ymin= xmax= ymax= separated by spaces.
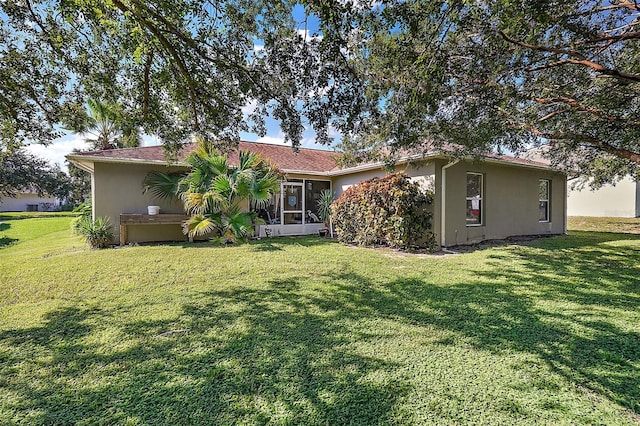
xmin=26 ymin=3 xmax=336 ymax=171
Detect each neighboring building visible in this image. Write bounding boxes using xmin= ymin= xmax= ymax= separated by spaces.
xmin=567 ymin=176 xmax=640 ymax=217
xmin=67 ymin=141 xmax=567 ymax=247
xmin=0 ymin=191 xmax=59 ymax=212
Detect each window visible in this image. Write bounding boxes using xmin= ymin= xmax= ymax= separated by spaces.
xmin=539 ymin=179 xmax=551 ymax=222
xmin=466 ymin=173 xmax=483 ymax=226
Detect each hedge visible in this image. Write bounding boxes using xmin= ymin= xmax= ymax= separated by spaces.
xmin=331 ymin=173 xmax=436 ymax=250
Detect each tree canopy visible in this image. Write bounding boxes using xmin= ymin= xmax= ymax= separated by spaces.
xmin=330 ymin=0 xmax=640 ymax=186
xmin=1 ymin=0 xmax=360 ymax=156
xmin=0 ymin=148 xmax=71 ymax=200
xmin=2 ymin=1 xmax=639 ymax=185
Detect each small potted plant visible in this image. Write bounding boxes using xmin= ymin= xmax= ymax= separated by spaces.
xmin=316 ymin=189 xmax=334 ymax=237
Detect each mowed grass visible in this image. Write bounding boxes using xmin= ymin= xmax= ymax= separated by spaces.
xmin=0 ymin=214 xmax=639 ymax=425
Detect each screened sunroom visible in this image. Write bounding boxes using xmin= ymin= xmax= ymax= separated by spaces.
xmin=254 ymin=178 xmax=331 ymax=237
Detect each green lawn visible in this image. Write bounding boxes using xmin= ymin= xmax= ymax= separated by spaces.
xmin=1 ymin=214 xmax=639 ymax=425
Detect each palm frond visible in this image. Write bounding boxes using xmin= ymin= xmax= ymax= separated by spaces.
xmin=248 ymin=173 xmax=280 ymax=209
xmin=220 ymin=206 xmax=255 ymax=242
xmin=182 ymin=214 xmax=218 ymax=238
xmin=143 ymin=171 xmax=185 ymax=201
xmin=211 ymin=174 xmax=234 ymax=200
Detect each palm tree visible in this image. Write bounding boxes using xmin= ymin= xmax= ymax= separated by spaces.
xmin=71 ymin=99 xmax=141 ymax=150
xmin=143 ymin=138 xmax=281 ymax=243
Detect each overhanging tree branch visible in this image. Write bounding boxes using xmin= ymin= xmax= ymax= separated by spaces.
xmin=527 ymin=126 xmax=640 ymax=164
xmin=111 ymin=0 xmax=201 ymax=130
xmin=498 ymin=30 xmax=640 ymax=83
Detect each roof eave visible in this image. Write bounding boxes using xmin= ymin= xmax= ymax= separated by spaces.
xmin=483 ymin=157 xmax=563 ymax=173
xmin=66 ymin=154 xmax=186 ymax=168
xmin=328 ymin=152 xmax=442 ymax=176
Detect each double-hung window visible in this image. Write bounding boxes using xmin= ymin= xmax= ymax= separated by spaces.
xmin=539 ymin=179 xmax=551 ymax=222
xmin=466 ymin=173 xmax=483 ymax=226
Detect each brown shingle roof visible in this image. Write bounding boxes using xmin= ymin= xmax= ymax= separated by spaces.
xmin=70 ymin=141 xmax=554 ymax=174
xmin=485 ymin=152 xmax=551 ymax=168
xmin=72 ymin=141 xmax=340 ymax=173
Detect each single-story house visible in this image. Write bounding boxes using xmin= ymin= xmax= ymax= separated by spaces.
xmin=568 ymin=176 xmax=640 ymax=217
xmin=67 ymin=141 xmax=567 ymax=247
xmin=0 ymin=191 xmax=60 ymax=212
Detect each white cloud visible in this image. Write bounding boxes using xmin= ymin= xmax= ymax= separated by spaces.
xmin=23 ymin=132 xmax=161 ymax=173
xmin=296 ymin=29 xmax=322 ymax=42
xmin=256 ymin=133 xmax=289 ymax=146
xmin=142 ymin=134 xmax=162 ymax=146
xmin=25 ymin=135 xmax=90 ymax=172
xmin=241 ymin=99 xmax=258 ymax=117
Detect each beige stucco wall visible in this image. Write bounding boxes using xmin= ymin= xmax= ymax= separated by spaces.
xmin=93 ymin=162 xmax=188 ymax=243
xmin=567 ymin=176 xmax=639 ymax=217
xmin=332 ymin=161 xmax=436 ymax=198
xmin=438 ymin=160 xmax=566 ymax=247
xmin=0 ymin=193 xmax=59 ymax=212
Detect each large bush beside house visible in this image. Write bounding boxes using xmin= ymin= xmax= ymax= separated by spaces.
xmin=332 ymin=173 xmax=436 ymax=250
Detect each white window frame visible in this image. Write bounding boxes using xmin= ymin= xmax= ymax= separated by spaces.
xmin=539 ymin=179 xmax=551 ymax=223
xmin=281 ymin=181 xmax=304 ymax=225
xmin=466 ymin=172 xmax=483 ymax=227
xmin=280 ymin=178 xmax=332 ymax=225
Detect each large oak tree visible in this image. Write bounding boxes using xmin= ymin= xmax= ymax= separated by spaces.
xmin=331 ymin=0 xmax=640 ymax=186
xmin=2 ymin=1 xmax=639 ymax=185
xmin=1 ymin=0 xmax=360 ymax=157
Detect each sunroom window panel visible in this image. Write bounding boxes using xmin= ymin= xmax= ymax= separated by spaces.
xmin=284 ymin=212 xmax=303 ymax=224
xmin=304 ymin=180 xmax=330 ymax=224
xmin=283 ymin=185 xmax=302 ymax=210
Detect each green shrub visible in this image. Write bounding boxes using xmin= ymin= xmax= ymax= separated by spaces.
xmin=331 ymin=173 xmax=436 ymax=250
xmin=74 ymin=216 xmax=114 ymax=249
xmin=71 ymin=201 xmax=93 ymax=234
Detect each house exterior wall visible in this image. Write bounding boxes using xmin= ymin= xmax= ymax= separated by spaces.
xmin=92 ymin=163 xmax=333 ymax=243
xmin=332 ymin=161 xmax=436 ymax=198
xmin=637 ymin=181 xmax=640 ymax=217
xmin=439 ymin=161 xmax=566 ymax=247
xmin=333 ymin=169 xmax=385 ymax=198
xmin=0 ymin=193 xmax=58 ymax=212
xmin=567 ymin=176 xmax=639 ymax=217
xmin=93 ymin=162 xmax=188 ymax=243
xmin=88 ymin=156 xmax=567 ymax=246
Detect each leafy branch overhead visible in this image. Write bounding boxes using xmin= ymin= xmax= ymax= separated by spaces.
xmin=2 ymin=1 xmax=639 ymax=186
xmin=333 ymin=0 xmax=640 ymax=186
xmin=1 ymin=0 xmax=361 ymax=154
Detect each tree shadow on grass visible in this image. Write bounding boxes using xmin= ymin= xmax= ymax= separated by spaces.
xmin=167 ymin=236 xmax=337 ymax=251
xmin=320 ymin=263 xmax=640 ymax=417
xmin=0 ymin=284 xmax=406 ymax=424
xmin=435 ymin=231 xmax=640 ymax=414
xmin=0 ymin=222 xmax=16 ymax=248
xmin=1 ymin=231 xmax=637 ymax=423
xmin=248 ymin=236 xmax=337 ymax=252
xmin=0 ymin=236 xmax=17 ymax=248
